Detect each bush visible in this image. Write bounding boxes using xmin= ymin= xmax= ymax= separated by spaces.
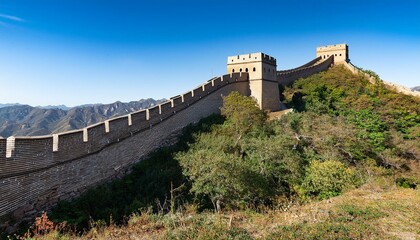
xmin=300 ymin=160 xmax=357 ymax=199
xmin=395 ymin=177 xmax=417 ymax=189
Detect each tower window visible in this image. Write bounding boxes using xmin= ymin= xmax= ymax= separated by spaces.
xmin=268 ymin=68 xmax=271 ymax=72
xmin=240 ymin=68 xmax=242 ymax=72
xmin=245 ymin=68 xmax=248 ymax=72
xmin=232 ymin=69 xmax=235 ymax=73
xmin=253 ymin=67 xmax=256 ymax=72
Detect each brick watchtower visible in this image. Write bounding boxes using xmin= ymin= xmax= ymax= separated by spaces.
xmin=227 ymin=53 xmax=281 ymax=111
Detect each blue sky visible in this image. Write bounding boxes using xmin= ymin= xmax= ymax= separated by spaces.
xmin=0 ymin=0 xmax=419 ymax=106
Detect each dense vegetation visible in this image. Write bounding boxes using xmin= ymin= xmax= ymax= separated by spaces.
xmin=7 ymin=65 xmax=419 ymax=239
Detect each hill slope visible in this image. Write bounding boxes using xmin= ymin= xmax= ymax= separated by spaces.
xmin=0 ymin=99 xmax=163 ymax=137
xmin=4 ymin=65 xmax=419 ymax=239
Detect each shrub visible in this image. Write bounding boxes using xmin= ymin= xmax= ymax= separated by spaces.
xmin=300 ymin=160 xmax=356 ymax=199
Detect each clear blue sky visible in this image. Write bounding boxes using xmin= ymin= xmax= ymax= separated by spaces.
xmin=0 ymin=0 xmax=419 ymax=106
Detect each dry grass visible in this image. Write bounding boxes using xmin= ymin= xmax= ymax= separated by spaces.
xmin=26 ymin=174 xmax=419 ymax=240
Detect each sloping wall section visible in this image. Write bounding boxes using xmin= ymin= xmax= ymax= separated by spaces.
xmin=277 ymin=56 xmax=333 ymax=85
xmin=0 ymin=73 xmax=250 ymax=223
xmin=343 ymin=62 xmax=420 ymax=98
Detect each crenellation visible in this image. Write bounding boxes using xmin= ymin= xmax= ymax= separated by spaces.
xmin=277 ymin=55 xmax=333 ymax=85
xmin=222 ymin=74 xmax=231 ymax=84
xmin=86 ymin=123 xmax=109 ymax=153
xmin=0 ymin=136 xmax=54 ymax=177
xmin=107 ymin=116 xmax=131 ymax=143
xmin=0 ymin=138 xmax=6 ymax=160
xmin=193 ymin=86 xmax=206 ymax=99
xmin=55 ymin=130 xmax=87 ymax=162
xmin=129 ymin=110 xmax=148 ymax=133
xmin=147 ymin=105 xmax=161 ymax=125
xmin=170 ymin=96 xmax=184 ymax=113
xmin=159 ymin=101 xmax=173 ymax=120
xmin=182 ymin=91 xmax=194 ymax=105
xmin=212 ymin=77 xmax=222 ymax=88
xmin=316 ymin=43 xmax=348 ymax=63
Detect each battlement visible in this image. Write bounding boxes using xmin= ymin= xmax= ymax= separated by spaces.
xmin=227 ymin=53 xmax=276 ymax=66
xmin=316 ymin=43 xmax=348 ymax=63
xmin=316 ymin=43 xmax=347 ymax=52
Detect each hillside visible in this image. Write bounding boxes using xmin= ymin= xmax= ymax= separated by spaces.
xmin=5 ymin=65 xmax=419 ymax=239
xmin=0 ymin=99 xmax=163 ymax=137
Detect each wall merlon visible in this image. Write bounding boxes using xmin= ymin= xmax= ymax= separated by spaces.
xmin=86 ymin=123 xmax=108 ymax=153
xmin=129 ymin=110 xmax=148 ymax=133
xmin=193 ymin=86 xmax=205 ymax=99
xmin=0 ymin=138 xmax=6 ymax=160
xmin=147 ymin=106 xmax=161 ymax=125
xmin=128 ymin=114 xmax=132 ymax=126
xmin=54 ymin=128 xmax=86 ymax=162
xmin=104 ymin=121 xmax=110 ymax=133
xmin=159 ymin=101 xmax=173 ymax=120
xmin=5 ymin=136 xmax=15 ymax=158
xmin=170 ymin=96 xmax=184 ymax=113
xmin=83 ymin=128 xmax=88 ymax=142
xmin=212 ymin=77 xmax=222 ymax=88
xmin=182 ymin=91 xmax=194 ymax=105
xmin=53 ymin=134 xmax=58 ymax=152
xmin=204 ymin=81 xmax=216 ymax=93
xmin=107 ymin=116 xmax=131 ymax=142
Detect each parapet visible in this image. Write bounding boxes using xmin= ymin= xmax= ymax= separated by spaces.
xmin=316 ymin=43 xmax=348 ymax=52
xmin=227 ymin=52 xmax=276 ymax=66
xmin=316 ymin=43 xmax=348 ymax=63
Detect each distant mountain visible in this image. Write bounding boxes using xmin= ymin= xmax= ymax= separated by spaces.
xmin=0 ymin=98 xmax=164 ymax=138
xmin=0 ymin=103 xmax=21 ymax=108
xmin=412 ymin=86 xmax=420 ymax=92
xmin=36 ymin=105 xmax=71 ymax=110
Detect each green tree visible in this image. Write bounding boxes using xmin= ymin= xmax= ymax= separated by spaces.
xmin=221 ymin=91 xmax=267 ymax=138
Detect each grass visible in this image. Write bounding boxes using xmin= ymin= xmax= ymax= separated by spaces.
xmin=17 ymin=174 xmax=419 ymax=239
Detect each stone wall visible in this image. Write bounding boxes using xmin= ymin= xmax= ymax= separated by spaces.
xmin=0 ymin=72 xmax=250 ymax=228
xmin=277 ymin=56 xmax=333 ymax=86
xmin=343 ymin=62 xmax=420 ymax=98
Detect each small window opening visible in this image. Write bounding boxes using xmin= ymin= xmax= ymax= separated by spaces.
xmin=240 ymin=68 xmax=242 ymax=72
xmin=232 ymin=69 xmax=235 ymax=73
xmin=253 ymin=67 xmax=256 ymax=72
xmin=268 ymin=68 xmax=271 ymax=72
xmin=245 ymin=68 xmax=248 ymax=72
xmin=340 ymin=54 xmax=342 ymax=56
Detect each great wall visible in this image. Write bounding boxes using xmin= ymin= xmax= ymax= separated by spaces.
xmin=1 ymin=44 xmax=419 ymax=231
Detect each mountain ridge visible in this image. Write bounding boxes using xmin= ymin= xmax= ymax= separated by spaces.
xmin=0 ymin=98 xmax=164 ymax=138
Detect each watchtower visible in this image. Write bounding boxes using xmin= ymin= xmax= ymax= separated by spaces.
xmin=227 ymin=53 xmax=281 ymax=111
xmin=316 ymin=44 xmax=349 ymax=63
